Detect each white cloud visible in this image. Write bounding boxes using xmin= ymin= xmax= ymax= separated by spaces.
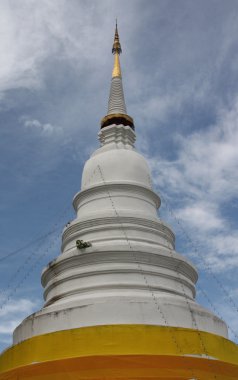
xmin=0 ymin=1 xmax=52 ymax=93
xmin=0 ymin=298 xmax=36 ymax=318
xmin=0 ymin=0 xmax=140 ymax=99
xmin=0 ymin=320 xmax=22 ymax=335
xmin=131 ymin=79 xmax=211 ymax=125
xmin=151 ymin=100 xmax=238 ymax=201
xmin=21 ymin=116 xmax=61 ymax=136
xmin=0 ymin=297 xmax=38 ymax=345
xmin=148 ymin=96 xmax=238 ymax=272
xmin=0 ymin=1 xmax=95 ymax=95
xmin=210 ymin=233 xmax=238 ymax=259
xmin=176 ymin=202 xmax=224 ymax=232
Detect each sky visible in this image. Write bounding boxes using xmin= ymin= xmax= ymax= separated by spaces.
xmin=0 ymin=0 xmax=238 ymax=352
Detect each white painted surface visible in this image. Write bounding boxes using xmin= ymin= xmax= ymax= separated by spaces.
xmin=13 ymin=124 xmax=228 ymax=344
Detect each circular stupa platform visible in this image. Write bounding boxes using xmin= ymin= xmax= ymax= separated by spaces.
xmin=1 ymin=325 xmax=238 ymax=380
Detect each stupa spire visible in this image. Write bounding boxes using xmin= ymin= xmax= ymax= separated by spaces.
xmin=101 ymin=22 xmax=134 ymax=129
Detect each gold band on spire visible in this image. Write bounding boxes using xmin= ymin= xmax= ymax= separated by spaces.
xmin=112 ymin=52 xmax=121 ymax=77
xmin=112 ymin=21 xmax=122 ymax=78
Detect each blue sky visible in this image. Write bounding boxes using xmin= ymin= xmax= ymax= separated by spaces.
xmin=0 ymin=0 xmax=238 ymax=351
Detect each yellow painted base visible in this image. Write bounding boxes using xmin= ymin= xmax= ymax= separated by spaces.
xmin=0 ymin=325 xmax=238 ymax=379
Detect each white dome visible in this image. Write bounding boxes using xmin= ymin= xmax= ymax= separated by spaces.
xmin=81 ymin=148 xmax=152 ymax=190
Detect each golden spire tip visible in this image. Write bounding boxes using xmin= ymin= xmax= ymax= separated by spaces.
xmin=112 ymin=20 xmax=121 ymax=55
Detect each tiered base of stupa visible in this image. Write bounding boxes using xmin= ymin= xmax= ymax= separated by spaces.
xmin=1 ymin=124 xmax=237 ymax=379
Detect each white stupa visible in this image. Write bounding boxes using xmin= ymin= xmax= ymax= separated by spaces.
xmin=13 ymin=24 xmax=227 ymax=345
xmin=1 ymin=24 xmax=237 ymax=380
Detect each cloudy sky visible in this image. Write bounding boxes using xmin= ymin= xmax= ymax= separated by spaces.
xmin=0 ymin=0 xmax=238 ymax=351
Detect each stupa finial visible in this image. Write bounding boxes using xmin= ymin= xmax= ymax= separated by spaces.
xmin=112 ymin=19 xmax=121 ymax=55
xmin=112 ymin=20 xmax=122 ymax=78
